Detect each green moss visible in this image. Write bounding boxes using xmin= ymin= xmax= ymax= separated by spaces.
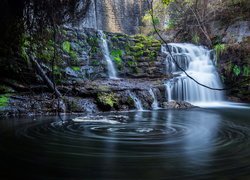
xmin=61 ymin=41 xmax=78 ymax=60
xmin=71 ymin=66 xmax=81 ymax=71
xmin=214 ymin=44 xmax=227 ymax=61
xmin=62 ymin=41 xmax=71 ymax=53
xmin=131 ymin=43 xmax=144 ymax=51
xmin=19 ymin=34 xmax=31 ymax=62
xmin=97 ymin=93 xmax=118 ymax=108
xmin=233 ymin=65 xmax=241 ymax=76
xmin=243 ymin=65 xmax=250 ymax=76
xmin=87 ymin=37 xmax=99 ymax=47
xmin=110 ymin=49 xmax=123 ymax=65
xmin=0 ymin=94 xmax=9 ymax=107
xmin=69 ymin=51 xmax=78 ymax=60
xmin=91 ymin=60 xmax=100 ymax=66
xmin=127 ymin=61 xmax=137 ymax=67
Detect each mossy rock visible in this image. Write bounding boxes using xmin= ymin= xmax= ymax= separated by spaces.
xmin=0 ymin=94 xmax=10 ymax=107
xmin=97 ymin=92 xmax=118 ymax=111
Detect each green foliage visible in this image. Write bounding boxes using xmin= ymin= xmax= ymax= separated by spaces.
xmin=233 ymin=65 xmax=241 ymax=76
xmin=0 ymin=94 xmax=9 ymax=107
xmin=214 ymin=44 xmax=227 ymax=61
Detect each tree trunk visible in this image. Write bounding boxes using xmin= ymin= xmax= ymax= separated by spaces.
xmin=30 ymin=56 xmax=62 ymax=98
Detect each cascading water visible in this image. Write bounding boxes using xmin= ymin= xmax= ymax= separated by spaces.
xmin=98 ymin=30 xmax=118 ymax=79
xmin=165 ymin=80 xmax=174 ymax=102
xmin=129 ymin=91 xmax=144 ymax=111
xmin=149 ymin=88 xmax=159 ymax=109
xmin=162 ymin=43 xmax=224 ymax=106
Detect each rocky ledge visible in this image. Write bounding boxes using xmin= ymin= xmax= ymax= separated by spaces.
xmin=163 ymin=101 xmax=196 ymax=109
xmin=0 ymin=78 xmax=196 ymax=116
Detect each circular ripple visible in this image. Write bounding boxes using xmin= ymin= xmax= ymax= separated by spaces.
xmin=1 ymin=110 xmax=250 ymax=179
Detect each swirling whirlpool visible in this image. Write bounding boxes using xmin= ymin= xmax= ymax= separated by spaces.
xmin=0 ymin=108 xmax=250 ymax=179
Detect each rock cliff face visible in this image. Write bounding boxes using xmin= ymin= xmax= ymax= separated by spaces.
xmin=80 ymin=0 xmax=148 ymax=34
xmin=0 ymin=27 xmax=169 ymax=116
xmin=210 ymin=20 xmax=250 ymax=102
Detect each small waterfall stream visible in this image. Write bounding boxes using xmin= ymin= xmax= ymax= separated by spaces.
xmin=162 ymin=43 xmax=224 ymax=105
xmin=129 ymin=91 xmax=144 ymax=111
xmin=149 ymin=89 xmax=159 ymax=109
xmin=98 ymin=30 xmax=118 ymax=79
xmin=165 ymin=80 xmax=174 ymax=102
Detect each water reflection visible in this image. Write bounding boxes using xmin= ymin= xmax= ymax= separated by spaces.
xmin=182 ymin=111 xmax=220 ymax=170
xmin=0 ymin=108 xmax=250 ymax=179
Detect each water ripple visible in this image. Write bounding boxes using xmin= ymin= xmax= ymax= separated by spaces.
xmin=1 ymin=109 xmax=250 ymax=179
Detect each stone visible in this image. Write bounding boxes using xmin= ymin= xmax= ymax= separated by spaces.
xmin=163 ymin=101 xmax=195 ymax=109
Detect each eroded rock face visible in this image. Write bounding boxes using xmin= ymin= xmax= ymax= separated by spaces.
xmin=218 ymin=43 xmax=250 ymax=102
xmin=80 ymin=0 xmax=148 ymax=34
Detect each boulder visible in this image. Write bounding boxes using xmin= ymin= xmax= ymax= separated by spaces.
xmin=163 ymin=100 xmax=196 ymax=109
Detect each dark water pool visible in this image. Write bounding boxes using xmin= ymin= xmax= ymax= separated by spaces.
xmin=0 ymin=106 xmax=250 ymax=179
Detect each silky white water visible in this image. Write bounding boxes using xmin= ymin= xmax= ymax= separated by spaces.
xmin=129 ymin=91 xmax=144 ymax=111
xmin=98 ymin=30 xmax=118 ymax=79
xmin=162 ymin=43 xmax=224 ymax=105
xmin=149 ymin=88 xmax=159 ymax=109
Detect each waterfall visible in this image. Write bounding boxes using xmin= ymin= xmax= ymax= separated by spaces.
xmin=79 ymin=0 xmax=97 ymax=29
xmin=165 ymin=80 xmax=174 ymax=102
xmin=162 ymin=43 xmax=224 ymax=105
xmin=98 ymin=30 xmax=118 ymax=79
xmin=149 ymin=89 xmax=159 ymax=109
xmin=129 ymin=91 xmax=144 ymax=111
